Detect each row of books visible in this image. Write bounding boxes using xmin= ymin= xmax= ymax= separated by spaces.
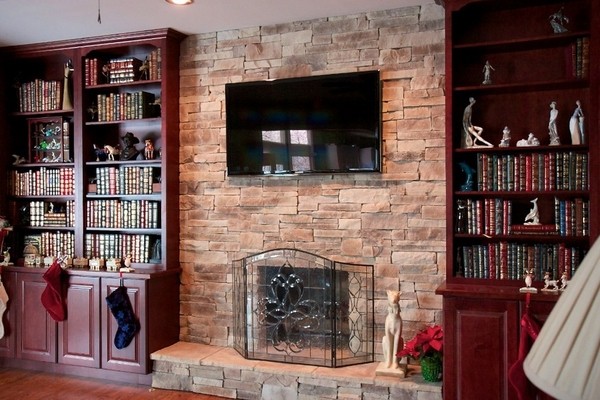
xmin=456 ymin=197 xmax=589 ymax=237
xmin=24 ymin=232 xmax=75 ymax=259
xmin=95 ymin=91 xmax=157 ymax=122
xmin=17 ymin=79 xmax=62 ymax=113
xmin=86 ymin=199 xmax=160 ymax=229
xmin=456 ymin=242 xmax=584 ymax=281
xmin=10 ymin=167 xmax=75 ymax=196
xmin=28 ymin=200 xmax=75 ymax=227
xmin=92 ymin=166 xmax=156 ymax=195
xmin=145 ymin=48 xmax=162 ymax=80
xmin=85 ymin=233 xmax=155 ymax=263
xmin=566 ymin=37 xmax=590 ymax=79
xmin=475 ymin=152 xmax=588 ymax=192
xmin=84 ymin=49 xmax=161 ymax=86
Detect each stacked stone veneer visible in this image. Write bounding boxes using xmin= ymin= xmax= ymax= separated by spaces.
xmin=152 ymin=342 xmax=442 ymax=400
xmin=178 ymin=3 xmax=446 ymax=355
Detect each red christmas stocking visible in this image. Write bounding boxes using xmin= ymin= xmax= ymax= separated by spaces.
xmin=508 ymin=295 xmax=541 ymax=400
xmin=41 ymin=260 xmax=67 ymax=321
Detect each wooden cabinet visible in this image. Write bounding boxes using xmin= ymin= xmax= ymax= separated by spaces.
xmin=438 ymin=284 xmax=556 ymax=400
xmin=439 ymin=1 xmax=598 ymax=398
xmin=0 ymin=29 xmax=185 ymax=383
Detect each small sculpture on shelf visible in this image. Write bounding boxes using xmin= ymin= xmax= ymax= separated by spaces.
xmin=0 ymin=248 xmax=11 ymax=266
xmin=93 ymin=144 xmax=108 ymax=161
xmin=569 ymin=100 xmax=585 ymax=145
xmin=149 ymin=239 xmax=162 ymax=263
xmin=499 ymin=126 xmax=511 ymax=147
xmin=102 ymin=64 xmax=111 ymax=84
xmin=62 ymin=59 xmax=74 ymax=111
xmin=524 ymin=198 xmax=540 ymax=225
xmin=104 ymin=144 xmax=121 ymax=161
xmin=516 ymin=132 xmax=540 ymax=147
xmin=459 ymin=162 xmax=476 ymax=192
xmin=560 ymin=271 xmax=569 ymax=291
xmin=120 ymin=132 xmax=140 ymax=160
xmin=120 ymin=254 xmax=135 ymax=273
xmin=542 ymin=271 xmax=560 ymax=292
xmin=139 ymin=56 xmax=150 ymax=80
xmin=519 ymin=268 xmax=538 ymax=293
xmin=482 ymin=60 xmax=495 ymax=85
xmin=12 ymin=154 xmax=26 ymax=165
xmin=462 ymin=97 xmax=493 ymax=148
xmin=144 ymin=138 xmax=155 ymax=160
xmin=549 ymin=7 xmax=569 ymax=33
xmin=548 ymin=101 xmax=560 ymax=145
xmin=87 ymin=102 xmax=98 ymax=122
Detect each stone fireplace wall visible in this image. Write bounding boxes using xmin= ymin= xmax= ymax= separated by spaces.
xmin=178 ymin=3 xmax=446 ymax=355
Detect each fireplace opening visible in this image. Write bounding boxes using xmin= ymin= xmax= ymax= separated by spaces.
xmin=233 ymin=248 xmax=374 ymax=367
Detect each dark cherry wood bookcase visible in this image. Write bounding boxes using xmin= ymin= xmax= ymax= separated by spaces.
xmin=437 ymin=0 xmax=599 ymax=399
xmin=0 ymin=29 xmax=185 ymax=384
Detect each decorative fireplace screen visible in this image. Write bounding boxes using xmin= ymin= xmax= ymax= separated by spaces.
xmin=233 ymin=248 xmax=374 ymax=367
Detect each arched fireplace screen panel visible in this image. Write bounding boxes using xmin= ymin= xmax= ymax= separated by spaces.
xmin=233 ymin=248 xmax=374 ymax=368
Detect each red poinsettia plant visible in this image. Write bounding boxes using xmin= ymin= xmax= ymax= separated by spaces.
xmin=397 ymin=324 xmax=443 ymax=361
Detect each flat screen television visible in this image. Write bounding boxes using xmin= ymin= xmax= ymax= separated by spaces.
xmin=225 ymin=70 xmax=381 ymax=176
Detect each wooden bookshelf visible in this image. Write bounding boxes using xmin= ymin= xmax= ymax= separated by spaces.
xmin=0 ymin=29 xmax=185 ymax=383
xmin=437 ymin=0 xmax=598 ymax=399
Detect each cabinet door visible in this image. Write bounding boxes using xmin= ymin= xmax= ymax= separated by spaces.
xmin=58 ymin=275 xmax=100 ymax=367
xmin=443 ymin=297 xmax=519 ymax=400
xmin=15 ymin=272 xmax=57 ymax=363
xmin=0 ymin=271 xmax=16 ymax=358
xmin=101 ymin=278 xmax=147 ymax=374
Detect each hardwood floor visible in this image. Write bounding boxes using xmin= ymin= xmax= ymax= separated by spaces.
xmin=0 ymin=368 xmax=227 ymax=400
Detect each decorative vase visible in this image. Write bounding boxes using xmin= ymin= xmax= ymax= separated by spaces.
xmin=420 ymin=356 xmax=442 ymax=382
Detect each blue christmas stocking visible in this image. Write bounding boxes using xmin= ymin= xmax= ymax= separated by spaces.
xmin=106 ymin=286 xmax=139 ymax=349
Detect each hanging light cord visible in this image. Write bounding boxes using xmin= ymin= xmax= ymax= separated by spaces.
xmin=97 ymin=0 xmax=102 ymax=24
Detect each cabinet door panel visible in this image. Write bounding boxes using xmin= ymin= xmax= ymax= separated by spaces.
xmin=101 ymin=278 xmax=147 ymax=374
xmin=445 ymin=297 xmax=518 ymax=400
xmin=16 ymin=273 xmax=57 ymax=363
xmin=58 ymin=276 xmax=100 ymax=367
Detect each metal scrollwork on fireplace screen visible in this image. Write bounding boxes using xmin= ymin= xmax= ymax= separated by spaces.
xmin=233 ymin=248 xmax=374 ymax=368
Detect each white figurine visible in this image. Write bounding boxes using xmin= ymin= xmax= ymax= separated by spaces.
xmin=542 ymin=271 xmax=559 ymax=291
xmin=520 ymin=268 xmax=538 ymax=293
xmin=560 ymin=271 xmax=569 ymax=291
xmin=569 ymin=100 xmax=584 ymax=144
xmin=381 ymin=290 xmax=404 ymax=372
xmin=499 ymin=126 xmax=511 ymax=147
xmin=548 ymin=101 xmax=560 ymax=145
xmin=516 ymin=133 xmax=540 ymax=147
xmin=482 ymin=60 xmax=495 ymax=85
xmin=524 ymin=198 xmax=540 ymax=225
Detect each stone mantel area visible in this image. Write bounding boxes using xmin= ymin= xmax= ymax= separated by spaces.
xmin=151 ymin=342 xmax=442 ymax=400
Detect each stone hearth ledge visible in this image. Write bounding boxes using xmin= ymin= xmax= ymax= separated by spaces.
xmin=151 ymin=342 xmax=442 ymax=400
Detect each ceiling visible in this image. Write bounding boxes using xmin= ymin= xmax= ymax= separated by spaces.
xmin=0 ymin=0 xmax=435 ymax=48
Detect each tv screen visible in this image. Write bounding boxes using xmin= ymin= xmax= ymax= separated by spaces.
xmin=225 ymin=71 xmax=381 ymax=176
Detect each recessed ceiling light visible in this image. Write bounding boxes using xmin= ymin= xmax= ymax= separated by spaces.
xmin=166 ymin=0 xmax=193 ymax=5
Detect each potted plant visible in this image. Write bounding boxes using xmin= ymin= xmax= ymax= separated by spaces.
xmin=397 ymin=324 xmax=443 ymax=382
